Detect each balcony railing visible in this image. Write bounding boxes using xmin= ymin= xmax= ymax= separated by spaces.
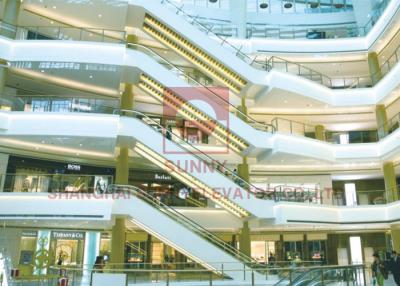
xmin=0 ymin=21 xmax=126 ymax=43
xmin=164 ymin=0 xmax=391 ymax=39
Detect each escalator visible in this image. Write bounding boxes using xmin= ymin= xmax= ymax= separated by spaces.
xmin=109 ymin=184 xmax=265 ymax=281
xmin=129 ymin=0 xmax=394 ymax=105
xmin=126 ymin=43 xmax=274 ymax=156
xmin=117 ymin=110 xmax=275 ymax=218
xmin=273 ymin=264 xmax=366 ymax=285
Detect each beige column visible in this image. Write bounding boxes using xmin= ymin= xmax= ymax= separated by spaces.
xmin=239 ymin=221 xmax=251 ymax=257
xmin=376 ymin=104 xmax=389 ymax=139
xmin=383 ymin=162 xmax=398 ymax=203
xmin=315 ymin=125 xmax=326 ymax=141
xmin=116 ymin=147 xmax=129 ymax=185
xmin=237 ymin=156 xmax=250 ymax=185
xmin=111 ymin=147 xmax=130 ymax=264
xmin=391 ymin=228 xmax=400 ymax=252
xmin=110 ymin=218 xmax=126 ymax=264
xmin=121 ymin=83 xmax=134 ymax=111
xmin=237 ymin=97 xmax=248 ymax=123
xmin=126 ymin=34 xmax=139 ymax=46
xmin=368 ymin=52 xmax=382 ymax=85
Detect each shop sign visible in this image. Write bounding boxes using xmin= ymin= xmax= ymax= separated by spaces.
xmin=21 ymin=230 xmax=38 ymax=237
xmin=67 ymin=164 xmax=81 ymax=171
xmin=154 ymin=173 xmax=172 ymax=181
xmin=52 ymin=231 xmax=85 ymax=240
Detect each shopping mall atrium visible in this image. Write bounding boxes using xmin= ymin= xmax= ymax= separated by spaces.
xmin=1 ymin=0 xmax=400 ymax=285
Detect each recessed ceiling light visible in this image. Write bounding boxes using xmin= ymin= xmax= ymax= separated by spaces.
xmin=50 ymin=21 xmax=54 ymax=24
xmin=284 ymin=100 xmax=288 ymax=104
xmin=89 ymin=75 xmax=93 ymax=78
xmin=98 ymin=14 xmax=102 ymax=18
xmin=52 ymin=5 xmax=56 ymax=9
xmin=41 ymin=140 xmax=45 ymax=143
xmin=79 ymin=143 xmax=83 ymax=147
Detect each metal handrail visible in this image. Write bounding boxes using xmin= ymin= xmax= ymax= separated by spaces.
xmin=127 ymin=43 xmax=275 ymax=132
xmin=115 ymin=109 xmax=269 ymax=197
xmin=107 ymin=184 xmax=260 ymax=268
xmin=160 ymin=0 xmax=265 ymax=69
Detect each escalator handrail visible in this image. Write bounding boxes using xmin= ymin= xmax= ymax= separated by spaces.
xmin=108 ymin=184 xmax=260 ymax=267
xmin=126 ymin=43 xmax=275 ymax=132
xmin=159 ymin=0 xmax=265 ymax=69
xmin=116 ymin=109 xmax=273 ymax=198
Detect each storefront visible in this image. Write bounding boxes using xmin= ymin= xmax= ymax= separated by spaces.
xmin=129 ymin=169 xmax=208 ymax=207
xmin=17 ymin=229 xmax=100 ymax=276
xmin=3 ymin=156 xmax=114 ymax=193
xmin=49 ymin=231 xmax=85 ymax=266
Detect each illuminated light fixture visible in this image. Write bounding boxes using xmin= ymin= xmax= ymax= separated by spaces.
xmin=142 ymin=15 xmax=247 ymax=92
xmin=0 ymin=138 xmax=113 ymax=158
xmin=138 ymin=74 xmax=248 ymax=153
xmin=10 ymin=68 xmax=119 ymax=98
xmin=284 ymin=2 xmax=293 ymax=8
xmin=134 ymin=142 xmax=249 ymax=218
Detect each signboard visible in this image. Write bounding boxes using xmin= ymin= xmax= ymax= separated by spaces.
xmin=52 ymin=231 xmax=85 ymax=240
xmin=67 ymin=164 xmax=81 ymax=171
xmin=22 ymin=230 xmax=38 ymax=237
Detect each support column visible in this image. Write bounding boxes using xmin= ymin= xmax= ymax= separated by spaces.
xmin=237 ymin=157 xmax=250 ymax=184
xmin=376 ymin=104 xmax=388 ymax=139
xmin=238 ymin=221 xmax=251 ymax=257
xmin=111 ymin=145 xmax=129 ymax=264
xmin=116 ymin=147 xmax=129 ymax=185
xmin=110 ymin=218 xmax=126 ymax=264
xmin=1 ymin=0 xmax=21 ymax=38
xmin=391 ymin=228 xmax=400 ymax=252
xmin=0 ymin=153 xmax=9 ymax=191
xmin=145 ymin=234 xmax=152 ymax=264
xmin=383 ymin=162 xmax=398 ymax=203
xmin=315 ymin=125 xmax=326 ymax=141
xmin=368 ymin=52 xmax=382 ymax=85
xmin=229 ymin=0 xmax=247 ymax=38
xmin=237 ymin=97 xmax=248 ymax=123
xmin=121 ymin=83 xmax=134 ymax=111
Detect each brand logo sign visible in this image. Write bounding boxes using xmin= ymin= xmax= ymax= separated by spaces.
xmin=67 ymin=164 xmax=81 ymax=171
xmin=51 ymin=231 xmax=85 ymax=240
xmin=22 ymin=230 xmax=38 ymax=237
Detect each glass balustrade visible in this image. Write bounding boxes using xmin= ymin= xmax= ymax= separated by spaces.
xmin=0 ymin=21 xmax=125 ymax=43
xmin=163 ymin=0 xmax=391 ymax=39
xmin=30 ymin=263 xmax=367 ymax=286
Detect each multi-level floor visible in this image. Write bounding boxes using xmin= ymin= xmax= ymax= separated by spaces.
xmin=0 ymin=0 xmax=400 ymax=285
